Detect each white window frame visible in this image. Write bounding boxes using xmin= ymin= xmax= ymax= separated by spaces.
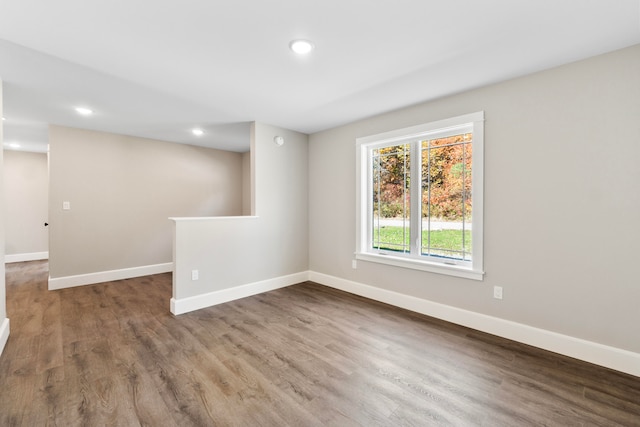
xmin=355 ymin=111 xmax=484 ymax=280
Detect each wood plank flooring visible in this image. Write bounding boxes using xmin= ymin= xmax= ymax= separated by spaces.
xmin=1 ymin=260 xmax=639 ymax=426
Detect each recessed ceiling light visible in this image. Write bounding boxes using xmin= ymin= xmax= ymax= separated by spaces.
xmin=1 ymin=117 xmax=5 ymax=121
xmin=192 ymin=128 xmax=204 ymax=136
xmin=289 ymin=39 xmax=314 ymax=55
xmin=75 ymin=107 xmax=93 ymax=116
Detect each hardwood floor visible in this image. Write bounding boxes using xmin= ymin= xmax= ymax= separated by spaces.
xmin=1 ymin=260 xmax=639 ymax=426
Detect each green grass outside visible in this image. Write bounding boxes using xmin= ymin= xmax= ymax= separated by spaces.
xmin=372 ymin=226 xmax=471 ymax=257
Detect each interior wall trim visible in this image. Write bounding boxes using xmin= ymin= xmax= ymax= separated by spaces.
xmin=308 ymin=271 xmax=640 ymax=378
xmin=48 ymin=262 xmax=174 ymax=290
xmin=52 ymin=264 xmax=637 ymax=377
xmin=170 ymin=271 xmax=309 ymax=315
xmin=0 ymin=318 xmax=9 ymax=358
xmin=5 ymin=252 xmax=48 ymax=263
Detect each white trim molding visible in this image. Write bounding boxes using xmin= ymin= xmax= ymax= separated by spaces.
xmin=48 ymin=262 xmax=173 ymax=290
xmin=355 ymin=252 xmax=483 ymax=280
xmin=5 ymin=251 xmax=48 ymax=263
xmin=171 ymin=271 xmax=309 ymax=315
xmin=308 ymin=271 xmax=640 ymax=378
xmin=0 ymin=318 xmax=9 ymax=357
xmin=355 ymin=111 xmax=484 ymax=280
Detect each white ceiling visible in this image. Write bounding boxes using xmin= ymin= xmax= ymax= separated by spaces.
xmin=1 ymin=0 xmax=639 ymax=153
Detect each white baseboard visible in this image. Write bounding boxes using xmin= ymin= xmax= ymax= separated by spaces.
xmin=0 ymin=318 xmax=9 ymax=357
xmin=48 ymin=262 xmax=174 ymax=290
xmin=308 ymin=271 xmax=640 ymax=378
xmin=171 ymin=271 xmax=309 ymax=315
xmin=5 ymin=251 xmax=48 ymax=263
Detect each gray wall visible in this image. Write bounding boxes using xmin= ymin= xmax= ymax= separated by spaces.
xmin=308 ymin=44 xmax=640 ymax=354
xmin=48 ymin=125 xmax=244 ymax=279
xmin=242 ymin=151 xmax=252 ymax=215
xmin=172 ymin=122 xmax=308 ymax=302
xmin=0 ymin=79 xmax=7 ymax=338
xmin=3 ymin=150 xmax=48 ymax=256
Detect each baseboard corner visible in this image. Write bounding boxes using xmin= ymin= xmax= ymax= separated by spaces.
xmin=48 ymin=262 xmax=174 ymax=290
xmin=5 ymin=252 xmax=48 ymax=263
xmin=172 ymin=270 xmax=309 ymax=315
xmin=308 ymin=271 xmax=640 ymax=378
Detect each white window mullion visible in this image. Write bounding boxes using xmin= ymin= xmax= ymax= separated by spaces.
xmin=356 ymin=111 xmax=484 ymax=280
xmin=410 ymin=141 xmax=421 ymax=256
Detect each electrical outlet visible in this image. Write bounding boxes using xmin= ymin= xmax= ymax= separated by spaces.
xmin=352 ymin=260 xmax=357 ymax=269
xmin=493 ymin=286 xmax=503 ymax=300
xmin=191 ymin=270 xmax=199 ymax=281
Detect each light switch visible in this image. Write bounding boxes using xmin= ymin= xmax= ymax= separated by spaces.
xmin=62 ymin=201 xmax=71 ymax=210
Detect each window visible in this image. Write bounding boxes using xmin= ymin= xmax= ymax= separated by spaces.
xmin=356 ymin=112 xmax=484 ymax=280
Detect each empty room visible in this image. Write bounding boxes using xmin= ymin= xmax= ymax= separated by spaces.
xmin=1 ymin=1 xmax=639 ymax=425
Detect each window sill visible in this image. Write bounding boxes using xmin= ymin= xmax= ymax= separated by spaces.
xmin=355 ymin=252 xmax=484 ymax=281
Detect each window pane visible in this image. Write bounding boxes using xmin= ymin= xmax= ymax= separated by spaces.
xmin=372 ymin=144 xmax=411 ymax=253
xmin=421 ymin=134 xmax=472 ymax=260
